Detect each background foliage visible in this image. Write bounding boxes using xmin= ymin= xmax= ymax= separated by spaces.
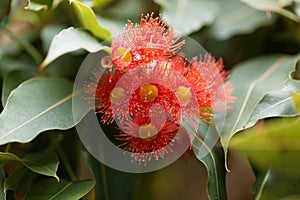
xmin=0 ymin=0 xmax=299 ymax=199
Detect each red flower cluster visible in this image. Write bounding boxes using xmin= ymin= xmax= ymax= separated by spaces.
xmin=84 ymin=14 xmax=235 ymax=164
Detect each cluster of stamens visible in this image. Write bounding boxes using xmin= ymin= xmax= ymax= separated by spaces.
xmin=84 ymin=13 xmax=235 ymax=164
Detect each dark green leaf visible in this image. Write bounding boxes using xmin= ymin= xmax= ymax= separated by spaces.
xmin=255 ymin=170 xmax=300 ymax=199
xmin=0 ymin=0 xmax=11 ymax=24
xmin=0 ymin=151 xmax=59 ymax=180
xmin=86 ymin=153 xmax=140 ymax=200
xmin=69 ymin=0 xmax=111 ymax=40
xmin=40 ymin=27 xmax=103 ymax=69
xmin=2 ymin=70 xmax=36 ymax=107
xmin=24 ymin=179 xmax=94 ymax=200
xmin=251 ymin=168 xmax=271 ymax=200
xmin=0 ymin=167 xmax=5 ymax=199
xmin=185 ymin=120 xmax=227 ymax=200
xmin=154 ymin=0 xmax=219 ymax=34
xmin=221 ymin=54 xmax=299 ymax=168
xmin=208 ymin=0 xmax=275 ymax=40
xmin=4 ymin=168 xmax=36 ymax=194
xmin=0 ymin=77 xmax=87 ymax=145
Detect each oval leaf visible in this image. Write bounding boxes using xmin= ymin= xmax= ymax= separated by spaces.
xmin=40 ymin=27 xmax=103 ymax=69
xmin=154 ymin=0 xmax=219 ymax=34
xmin=208 ymin=0 xmax=275 ymax=40
xmin=24 ymin=179 xmax=94 ymax=200
xmin=2 ymin=70 xmax=36 ymax=107
xmin=0 ymin=151 xmax=59 ymax=180
xmin=221 ymin=54 xmax=299 ymax=167
xmin=184 ymin=121 xmax=227 ymax=200
xmin=0 ymin=77 xmax=86 ymax=145
xmin=247 ymin=79 xmax=300 ymax=128
xmin=69 ymin=0 xmax=111 ymax=40
xmin=4 ymin=168 xmax=36 ymax=194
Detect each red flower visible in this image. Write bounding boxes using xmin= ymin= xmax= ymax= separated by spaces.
xmin=116 ymin=116 xmax=180 ymax=163
xmin=111 ymin=13 xmax=185 ymax=70
xmin=83 ymin=14 xmax=236 ymax=165
xmin=179 ymin=54 xmax=235 ymax=122
xmin=84 ymin=69 xmax=127 ymax=124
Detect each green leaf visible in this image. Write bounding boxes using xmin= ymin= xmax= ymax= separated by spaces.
xmin=0 ymin=167 xmax=5 ymax=199
xmin=25 ymin=0 xmax=63 ymax=11
xmin=240 ymin=0 xmax=300 ymax=23
xmin=40 ymin=27 xmax=103 ymax=69
xmin=247 ymin=79 xmax=300 ymax=128
xmin=252 ymin=170 xmax=300 ymax=199
xmin=0 ymin=151 xmax=59 ymax=180
xmin=295 ymin=0 xmax=300 ymax=16
xmin=86 ymin=153 xmax=140 ymax=200
xmin=0 ymin=0 xmax=11 ymax=24
xmin=4 ymin=168 xmax=36 ymax=194
xmin=221 ymin=54 xmax=299 ymax=168
xmin=24 ymin=179 xmax=94 ymax=200
xmin=0 ymin=77 xmax=87 ymax=145
xmin=185 ymin=121 xmax=227 ymax=200
xmin=84 ymin=0 xmax=111 ymax=8
xmin=0 ymin=57 xmax=36 ymax=78
xmin=208 ymin=0 xmax=275 ymax=40
xmin=199 ymin=146 xmax=227 ymax=200
xmin=251 ymin=168 xmax=271 ymax=200
xmin=69 ymin=0 xmax=111 ymax=40
xmin=154 ymin=0 xmax=219 ymax=34
xmin=230 ymin=119 xmax=300 ymax=178
xmin=2 ymin=70 xmax=36 ymax=107
xmin=96 ymin=15 xmax=125 ymax=36
xmin=292 ymin=92 xmax=300 ymax=112
xmin=40 ymin=25 xmax=65 ymax=53
xmin=25 ymin=0 xmax=49 ymax=11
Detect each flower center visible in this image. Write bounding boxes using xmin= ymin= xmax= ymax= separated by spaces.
xmin=138 ymin=123 xmax=158 ymax=141
xmin=117 ymin=47 xmax=132 ymax=64
xmin=110 ymin=87 xmax=125 ymax=103
xmin=140 ymin=84 xmax=158 ymax=102
xmin=176 ymin=86 xmax=192 ymax=105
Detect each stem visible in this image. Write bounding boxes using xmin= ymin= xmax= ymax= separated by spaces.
xmin=57 ymin=146 xmax=77 ymax=181
xmin=5 ymin=143 xmax=11 ymax=152
xmin=4 ymin=27 xmax=43 ymax=65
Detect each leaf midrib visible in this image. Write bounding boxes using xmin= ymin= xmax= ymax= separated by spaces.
xmin=48 ymin=182 xmax=72 ymax=200
xmin=186 ymin=124 xmax=221 ymax=200
xmin=249 ymin=96 xmax=292 ymax=121
xmin=230 ymin=55 xmax=289 ymax=135
xmin=0 ymin=91 xmax=77 ymax=139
